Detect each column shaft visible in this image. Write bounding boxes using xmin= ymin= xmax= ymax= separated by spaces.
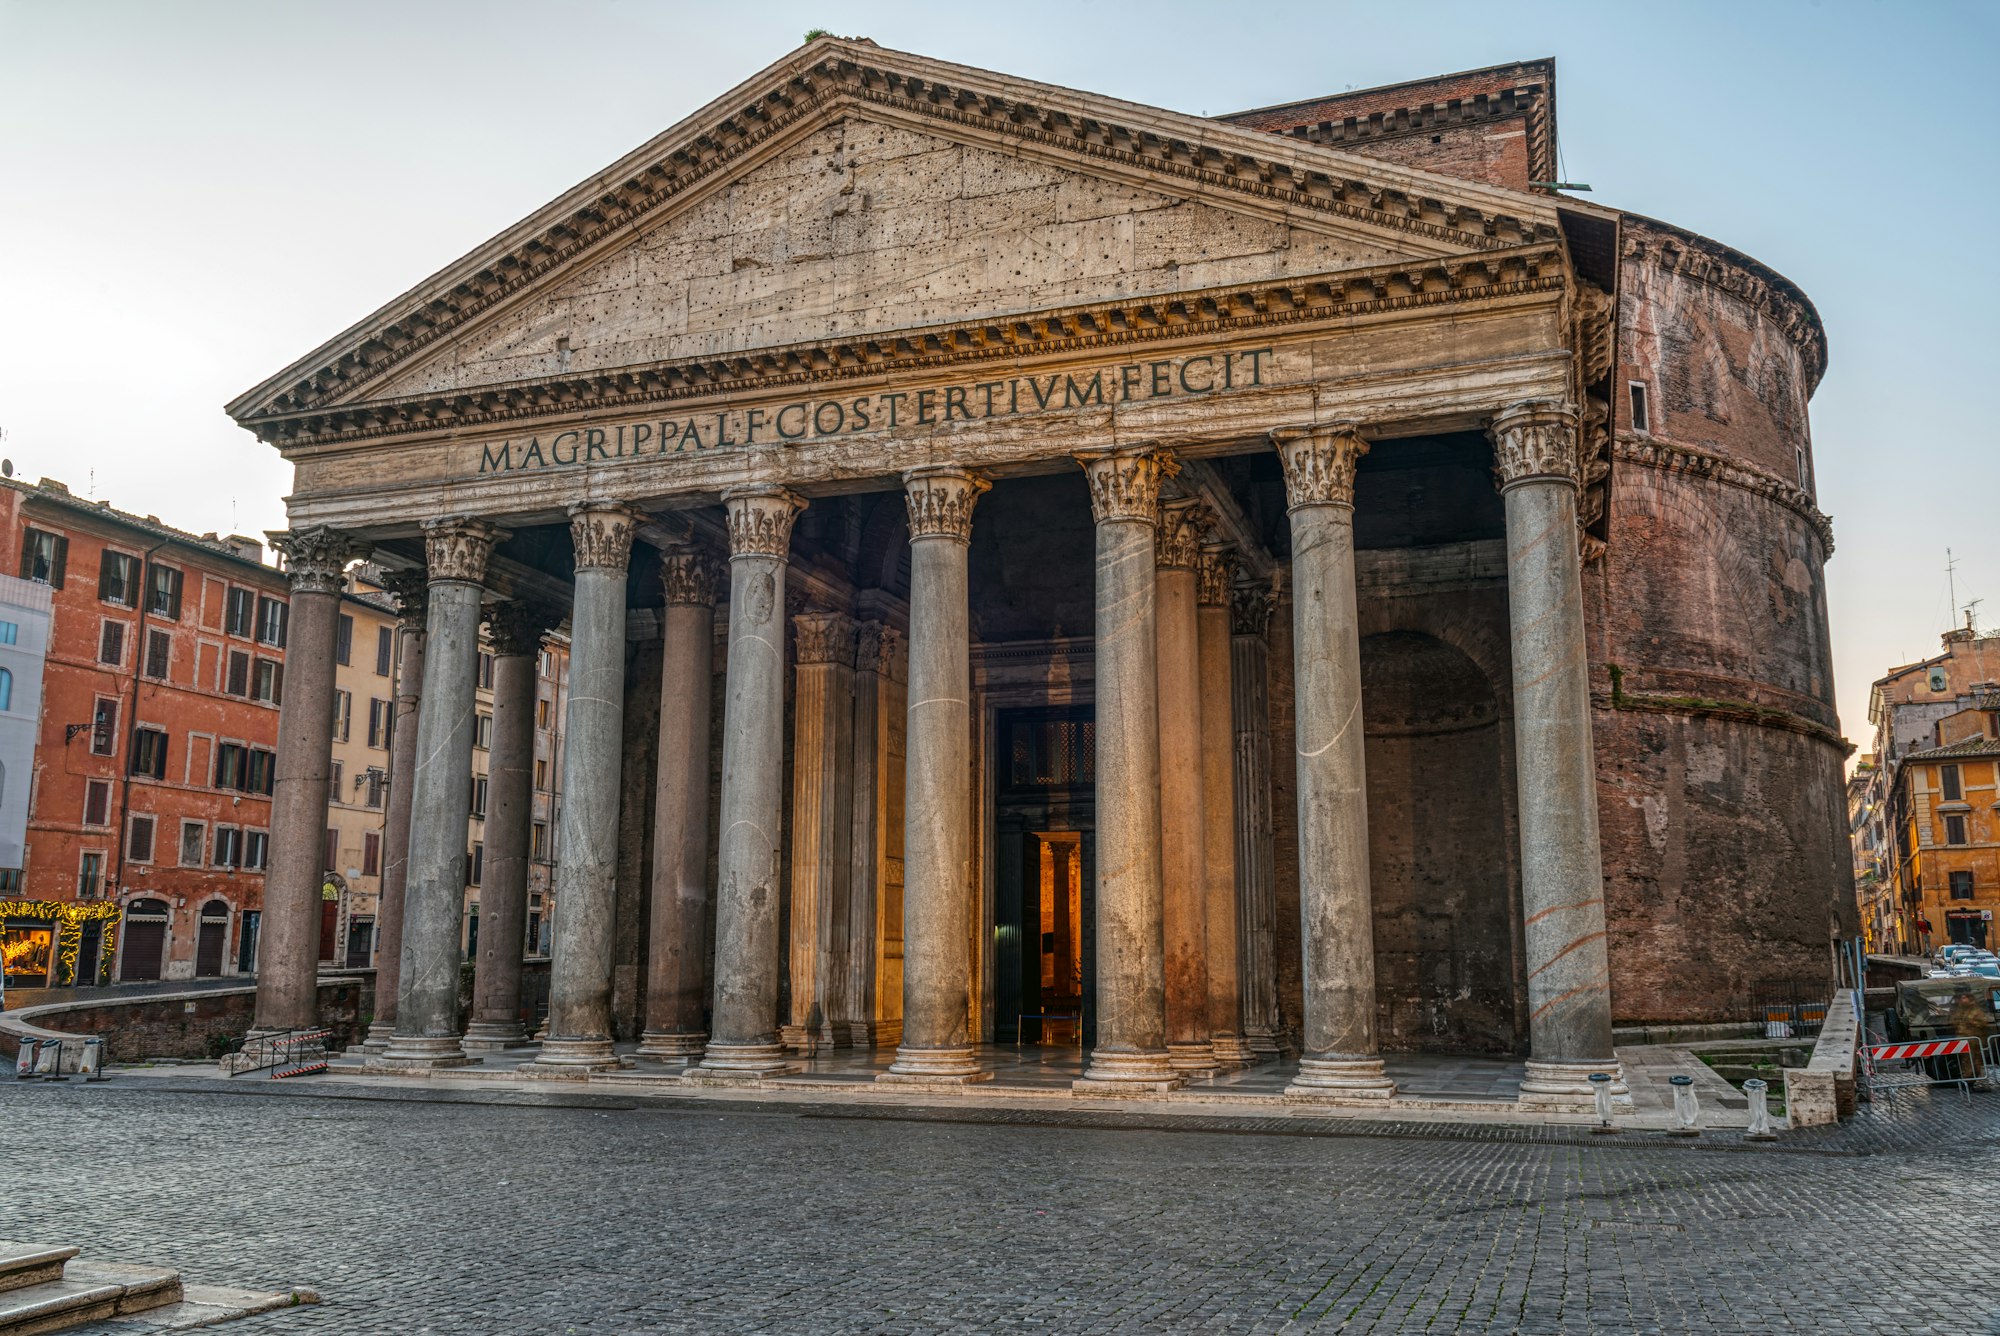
xmin=1490 ymin=401 xmax=1625 ymax=1111
xmin=1198 ymin=547 xmax=1251 ymax=1066
xmin=364 ymin=580 xmax=425 ymax=1051
xmin=1274 ymin=425 xmax=1394 ymax=1100
xmin=1156 ymin=503 xmax=1216 ymax=1076
xmin=1229 ymin=586 xmax=1282 ymax=1057
xmin=379 ymin=518 xmax=503 ymax=1069
xmin=252 ymin=529 xmax=353 ymax=1034
xmin=842 ymin=624 xmax=900 ymax=1047
xmin=785 ymin=612 xmax=857 ymax=1052
xmin=637 ymin=553 xmax=717 ymax=1062
xmin=1074 ymin=449 xmax=1178 ymax=1092
xmin=695 ymin=487 xmax=806 ymax=1077
xmin=528 ymin=506 xmax=636 ymax=1073
xmin=884 ymin=469 xmax=990 ymax=1083
xmin=464 ymin=611 xmax=540 ymax=1051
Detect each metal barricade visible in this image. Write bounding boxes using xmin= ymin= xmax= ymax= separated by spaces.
xmin=1863 ymin=1035 xmax=1979 ymax=1101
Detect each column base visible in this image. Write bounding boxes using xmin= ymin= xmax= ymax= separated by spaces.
xmin=1285 ymin=1054 xmax=1396 ymax=1102
xmin=685 ymin=1042 xmax=800 ymax=1081
xmin=517 ymin=1037 xmax=621 ymax=1079
xmin=1244 ymin=1024 xmax=1282 ymax=1058
xmin=1073 ymin=1047 xmax=1183 ymax=1096
xmin=879 ymin=1045 xmax=992 ymax=1085
xmin=368 ymin=1034 xmax=480 ymax=1071
xmin=1210 ymin=1034 xmax=1258 ymax=1067
xmin=460 ymin=1021 xmax=529 ymax=1052
xmin=1515 ymin=1059 xmax=1633 ymax=1115
xmin=634 ymin=1031 xmax=707 ymax=1064
xmin=1167 ymin=1041 xmax=1222 ymax=1077
xmin=778 ymin=1024 xmax=821 ymax=1057
xmin=358 ymin=1021 xmax=396 ymax=1055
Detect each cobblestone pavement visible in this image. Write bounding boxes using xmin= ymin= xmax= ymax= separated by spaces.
xmin=6 ymin=1076 xmax=1999 ymax=1334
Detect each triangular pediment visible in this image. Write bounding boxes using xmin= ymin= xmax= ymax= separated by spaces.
xmin=230 ymin=38 xmax=1566 ymax=432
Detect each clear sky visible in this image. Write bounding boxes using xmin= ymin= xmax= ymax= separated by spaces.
xmin=1 ymin=0 xmax=1993 ymax=745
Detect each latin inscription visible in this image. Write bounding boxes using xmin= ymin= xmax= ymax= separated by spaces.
xmin=475 ymin=348 xmax=1274 ymax=474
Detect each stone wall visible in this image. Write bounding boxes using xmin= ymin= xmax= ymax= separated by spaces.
xmin=0 ymin=976 xmax=367 ymax=1067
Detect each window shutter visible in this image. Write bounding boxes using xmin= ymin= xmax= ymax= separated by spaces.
xmin=50 ymin=535 xmax=66 ymax=589
xmin=167 ymin=567 xmax=183 ymax=619
xmin=272 ymin=661 xmax=284 ymax=706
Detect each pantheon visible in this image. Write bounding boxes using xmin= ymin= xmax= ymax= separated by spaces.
xmin=227 ymin=40 xmax=1853 ymax=1108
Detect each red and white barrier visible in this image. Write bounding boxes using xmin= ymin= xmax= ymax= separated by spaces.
xmin=1868 ymin=1039 xmax=1972 ymax=1061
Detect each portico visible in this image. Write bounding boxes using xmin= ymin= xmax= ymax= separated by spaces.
xmin=231 ymin=37 xmax=1629 ymax=1113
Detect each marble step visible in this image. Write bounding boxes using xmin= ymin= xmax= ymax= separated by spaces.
xmin=0 ymin=1246 xmax=77 ymax=1296
xmin=0 ymin=1260 xmax=179 ymax=1336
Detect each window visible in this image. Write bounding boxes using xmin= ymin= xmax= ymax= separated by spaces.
xmin=531 ymin=821 xmax=548 ymax=862
xmin=362 ymin=831 xmax=381 ymax=877
xmin=225 ymin=587 xmax=254 ymax=637
xmin=478 ymin=652 xmax=494 ymax=689
xmin=1946 ymin=814 xmax=1969 ymax=846
xmin=91 ymin=698 xmax=117 ymax=756
xmin=367 ymin=698 xmax=388 ymax=748
xmin=375 ymin=625 xmax=393 ymax=676
xmin=98 ymin=550 xmax=138 ymax=606
xmin=130 ymin=726 xmax=168 ymax=780
xmin=244 ymin=829 xmax=268 ymax=871
xmin=0 ymin=668 xmax=11 ymax=713
xmin=474 ymin=713 xmax=493 ymax=750
xmin=0 ymin=621 xmax=16 ymax=645
xmin=214 ymin=826 xmax=243 ymax=869
xmin=1942 ymin=764 xmax=1964 ymax=802
xmin=536 ymin=699 xmax=551 ymax=730
xmin=335 ymin=613 xmax=353 ymax=666
xmin=1951 ymin=870 xmax=1975 ymax=900
xmin=331 ymin=760 xmax=343 ymax=797
xmin=77 ymin=851 xmax=102 ymax=899
xmin=1796 ymin=442 xmax=1810 ymax=491
xmin=324 ymin=827 xmax=338 ymax=871
xmin=470 ymin=776 xmax=488 ymax=818
xmin=252 ymin=658 xmax=283 ymax=705
xmin=144 ymin=628 xmax=170 ymax=680
xmin=145 ymin=563 xmax=184 ymax=619
xmin=333 ymin=689 xmax=352 ymax=742
xmin=247 ymin=748 xmax=273 ymax=794
xmin=179 ymin=820 xmax=205 ymax=867
xmin=21 ymin=528 xmax=67 ymax=587
xmin=128 ymin=814 xmax=156 ymax=864
xmin=256 ymin=596 xmax=287 ymax=646
xmin=1627 ymin=381 xmax=1649 ymax=434
xmin=225 ymin=650 xmax=250 ymax=697
xmin=98 ymin=619 xmax=125 ymax=666
xmin=83 ymin=779 xmax=111 ymax=827
xmin=468 ymin=841 xmax=484 ymax=887
xmin=534 ymin=759 xmax=548 ymax=791
xmin=214 ymin=743 xmax=276 ymax=795
xmin=364 ymin=769 xmax=384 ymax=809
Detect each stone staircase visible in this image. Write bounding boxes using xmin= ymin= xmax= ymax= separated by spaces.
xmin=0 ymin=1242 xmax=310 ymax=1333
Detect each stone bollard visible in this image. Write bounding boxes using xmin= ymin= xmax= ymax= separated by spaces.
xmin=1743 ymin=1077 xmax=1777 ymax=1141
xmin=34 ymin=1039 xmax=67 ymax=1080
xmin=13 ymin=1041 xmax=35 ymax=1079
xmin=1669 ymin=1073 xmax=1700 ymax=1136
xmin=1589 ymin=1071 xmax=1619 ymax=1134
xmin=80 ymin=1037 xmax=107 ymax=1082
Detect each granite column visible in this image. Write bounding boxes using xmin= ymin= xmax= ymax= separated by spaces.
xmin=843 ymin=622 xmax=902 ymax=1048
xmin=637 ymin=549 xmax=719 ymax=1063
xmin=462 ymin=602 xmax=544 ymax=1051
xmin=378 ymin=518 xmax=504 ymax=1069
xmin=785 ymin=611 xmax=858 ymax=1053
xmin=1197 ymin=544 xmax=1252 ymax=1067
xmin=363 ymin=571 xmax=426 ymax=1052
xmin=1489 ymin=401 xmax=1626 ymax=1112
xmin=1073 ymin=448 xmax=1179 ymax=1093
xmin=883 ymin=468 xmax=991 ymax=1084
xmin=1155 ymin=500 xmax=1217 ymax=1077
xmin=1272 ymin=424 xmax=1394 ymax=1101
xmin=1229 ymin=582 xmax=1282 ymax=1057
xmin=693 ymin=487 xmax=806 ymax=1078
xmin=525 ymin=504 xmax=638 ymax=1074
xmin=252 ymin=527 xmax=357 ymax=1034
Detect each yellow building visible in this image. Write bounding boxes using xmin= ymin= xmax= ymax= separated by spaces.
xmin=1894 ymin=707 xmax=2000 ymax=951
xmin=462 ymin=632 xmax=569 ymax=965
xmin=324 ymin=572 xmax=401 ymax=966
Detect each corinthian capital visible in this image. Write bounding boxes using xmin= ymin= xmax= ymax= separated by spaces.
xmin=903 ymin=467 xmax=989 ymax=543
xmin=483 ymin=600 xmax=551 ymax=658
xmin=659 ymin=548 xmax=718 ymax=607
xmin=854 ymin=621 xmax=905 ymax=678
xmin=422 ymin=517 xmax=508 ymax=586
xmin=569 ymin=503 xmax=638 ymax=572
xmin=1270 ymin=423 xmax=1369 ymax=511
xmin=272 ymin=526 xmax=361 ymax=596
xmin=377 ymin=567 xmax=429 ymax=626
xmin=1155 ymin=500 xmax=1206 ymax=570
xmin=723 ymin=486 xmax=805 ymax=559
xmin=793 ymin=611 xmax=857 ymax=667
xmin=1076 ymin=447 xmax=1176 ymax=525
xmin=1230 ymin=580 xmax=1275 ymax=637
xmin=1488 ymin=400 xmax=1580 ymax=490
xmin=1197 ymin=543 xmax=1238 ymax=606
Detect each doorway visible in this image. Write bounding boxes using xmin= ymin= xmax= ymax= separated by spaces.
xmin=120 ymin=899 xmax=169 ymax=981
xmin=1948 ymin=912 xmax=1989 ymax=949
xmin=994 ymin=706 xmax=1095 ymax=1045
xmin=195 ymin=901 xmax=229 ymax=977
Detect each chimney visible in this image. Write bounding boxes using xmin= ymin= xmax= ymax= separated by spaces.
xmin=224 ymin=535 xmax=264 ymax=563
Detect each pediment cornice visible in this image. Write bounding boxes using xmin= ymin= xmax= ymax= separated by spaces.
xmin=227 ymin=38 xmax=1566 ymax=431
xmin=251 ymin=243 xmax=1566 ymax=452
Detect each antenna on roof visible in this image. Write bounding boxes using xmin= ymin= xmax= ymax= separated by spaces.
xmin=1968 ymin=599 xmax=1984 ymax=635
xmin=1949 ymin=548 xmax=1961 ymax=634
